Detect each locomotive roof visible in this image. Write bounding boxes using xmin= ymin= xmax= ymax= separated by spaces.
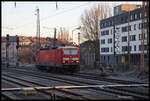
xmin=39 ymin=46 xmax=79 ymax=50
xmin=58 ymin=46 xmax=79 ymax=49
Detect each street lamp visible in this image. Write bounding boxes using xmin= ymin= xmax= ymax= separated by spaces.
xmin=72 ymin=26 xmax=81 ymax=43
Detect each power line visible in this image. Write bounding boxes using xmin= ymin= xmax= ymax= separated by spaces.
xmin=41 ymin=2 xmax=91 ymax=22
xmin=9 ymin=2 xmax=91 ymax=30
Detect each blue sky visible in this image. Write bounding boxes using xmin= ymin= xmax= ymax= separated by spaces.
xmin=2 ymin=1 xmax=142 ymax=43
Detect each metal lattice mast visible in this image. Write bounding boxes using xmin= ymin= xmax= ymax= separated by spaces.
xmin=140 ymin=2 xmax=147 ymax=72
xmin=147 ymin=2 xmax=149 ymax=72
xmin=35 ymin=6 xmax=40 ymax=64
xmin=36 ymin=7 xmax=40 ymax=51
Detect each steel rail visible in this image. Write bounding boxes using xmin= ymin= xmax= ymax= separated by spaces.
xmin=73 ymin=73 xmax=144 ymax=84
xmin=1 ymin=75 xmax=92 ymax=100
xmin=2 ymin=68 xmax=149 ymax=99
xmin=2 ymin=84 xmax=148 ymax=91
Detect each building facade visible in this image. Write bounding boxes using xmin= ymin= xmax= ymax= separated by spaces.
xmin=1 ymin=36 xmax=34 ymax=65
xmin=99 ymin=4 xmax=148 ymax=66
xmin=1 ymin=36 xmax=18 ymax=65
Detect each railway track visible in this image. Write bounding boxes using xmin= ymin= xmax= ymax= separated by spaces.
xmin=2 ymin=68 xmax=149 ymax=100
xmin=2 ymin=66 xmax=145 ymax=85
xmin=72 ymin=73 xmax=145 ymax=84
xmin=2 ymin=73 xmax=121 ymax=100
xmin=2 ymin=75 xmax=91 ymax=100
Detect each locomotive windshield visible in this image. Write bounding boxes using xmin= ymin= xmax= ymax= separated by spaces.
xmin=63 ymin=49 xmax=78 ymax=55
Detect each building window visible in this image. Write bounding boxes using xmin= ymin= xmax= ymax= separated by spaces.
xmin=101 ymin=30 xmax=109 ymax=36
xmin=135 ymin=14 xmax=137 ymax=19
xmin=139 ymin=13 xmax=142 ymax=19
xmin=106 ymin=30 xmax=109 ymax=35
xmin=139 ymin=23 xmax=142 ymax=29
xmin=101 ymin=48 xmax=105 ymax=52
xmin=130 ymin=15 xmax=133 ymax=21
xmin=134 ymin=45 xmax=136 ymax=51
xmin=108 ymin=38 xmax=112 ymax=43
xmin=121 ymin=17 xmax=124 ymax=23
xmin=128 ymin=25 xmax=131 ymax=31
xmin=139 ymin=45 xmax=141 ymax=51
xmin=108 ymin=56 xmax=109 ymax=63
xmin=101 ymin=23 xmax=103 ymax=28
xmin=122 ymin=26 xmax=128 ymax=32
xmin=101 ymin=31 xmax=104 ymax=36
xmin=139 ymin=34 xmax=141 ymax=40
xmin=139 ymin=45 xmax=148 ymax=51
xmin=144 ymin=12 xmax=147 ymax=17
xmin=139 ymin=33 xmax=147 ymax=40
xmin=101 ymin=47 xmax=109 ymax=52
xmin=134 ymin=24 xmax=136 ymax=30
xmin=122 ymin=46 xmax=131 ymax=52
xmin=130 ymin=35 xmax=136 ymax=41
xmin=106 ymin=21 xmax=108 ymax=26
xmin=111 ymin=47 xmax=112 ymax=52
xmin=101 ymin=39 xmax=105 ymax=44
xmin=122 ymin=36 xmax=127 ymax=42
xmin=105 ymin=48 xmax=109 ymax=52
xmin=110 ymin=20 xmax=112 ymax=26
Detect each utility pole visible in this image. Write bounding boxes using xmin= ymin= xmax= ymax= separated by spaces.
xmin=53 ymin=28 xmax=57 ymax=47
xmin=141 ymin=2 xmax=148 ymax=72
xmin=35 ymin=7 xmax=40 ymax=62
xmin=127 ymin=10 xmax=131 ymax=70
xmin=78 ymin=32 xmax=80 ymax=47
xmin=147 ymin=2 xmax=149 ymax=72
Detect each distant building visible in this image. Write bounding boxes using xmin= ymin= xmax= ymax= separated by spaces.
xmin=80 ymin=40 xmax=96 ymax=66
xmin=1 ymin=35 xmax=74 ymax=65
xmin=1 ymin=36 xmax=18 ymax=65
xmin=1 ymin=36 xmax=35 ymax=65
xmin=114 ymin=4 xmax=141 ymax=16
xmin=99 ymin=4 xmax=149 ymax=66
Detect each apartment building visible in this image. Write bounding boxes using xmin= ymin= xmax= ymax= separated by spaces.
xmin=99 ymin=4 xmax=148 ymax=65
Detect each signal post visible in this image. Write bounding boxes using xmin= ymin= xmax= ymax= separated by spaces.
xmin=16 ymin=35 xmax=19 ymax=67
xmin=6 ymin=34 xmax=10 ymax=67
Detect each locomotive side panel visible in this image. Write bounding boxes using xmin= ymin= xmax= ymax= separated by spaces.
xmin=55 ymin=49 xmax=62 ymax=63
xmin=36 ymin=46 xmax=80 ymax=73
xmin=37 ymin=50 xmax=54 ymax=62
xmin=37 ymin=49 xmax=57 ymax=66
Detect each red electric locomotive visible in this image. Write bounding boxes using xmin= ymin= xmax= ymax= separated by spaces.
xmin=36 ymin=46 xmax=80 ymax=73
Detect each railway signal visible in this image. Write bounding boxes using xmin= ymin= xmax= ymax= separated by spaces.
xmin=16 ymin=35 xmax=19 ymax=67
xmin=6 ymin=34 xmax=10 ymax=67
xmin=16 ymin=35 xmax=19 ymax=49
xmin=6 ymin=34 xmax=9 ymax=40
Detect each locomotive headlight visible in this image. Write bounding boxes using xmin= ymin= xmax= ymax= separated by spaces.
xmin=63 ymin=58 xmax=69 ymax=60
xmin=76 ymin=60 xmax=79 ymax=63
xmin=72 ymin=58 xmax=79 ymax=60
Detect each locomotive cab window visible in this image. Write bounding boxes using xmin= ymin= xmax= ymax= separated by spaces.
xmin=63 ymin=49 xmax=78 ymax=55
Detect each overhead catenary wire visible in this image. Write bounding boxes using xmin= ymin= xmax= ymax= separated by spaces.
xmin=8 ymin=2 xmax=91 ymax=30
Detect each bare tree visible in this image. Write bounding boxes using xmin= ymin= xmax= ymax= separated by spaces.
xmin=80 ymin=3 xmax=112 ymax=66
xmin=58 ymin=27 xmax=70 ymax=41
